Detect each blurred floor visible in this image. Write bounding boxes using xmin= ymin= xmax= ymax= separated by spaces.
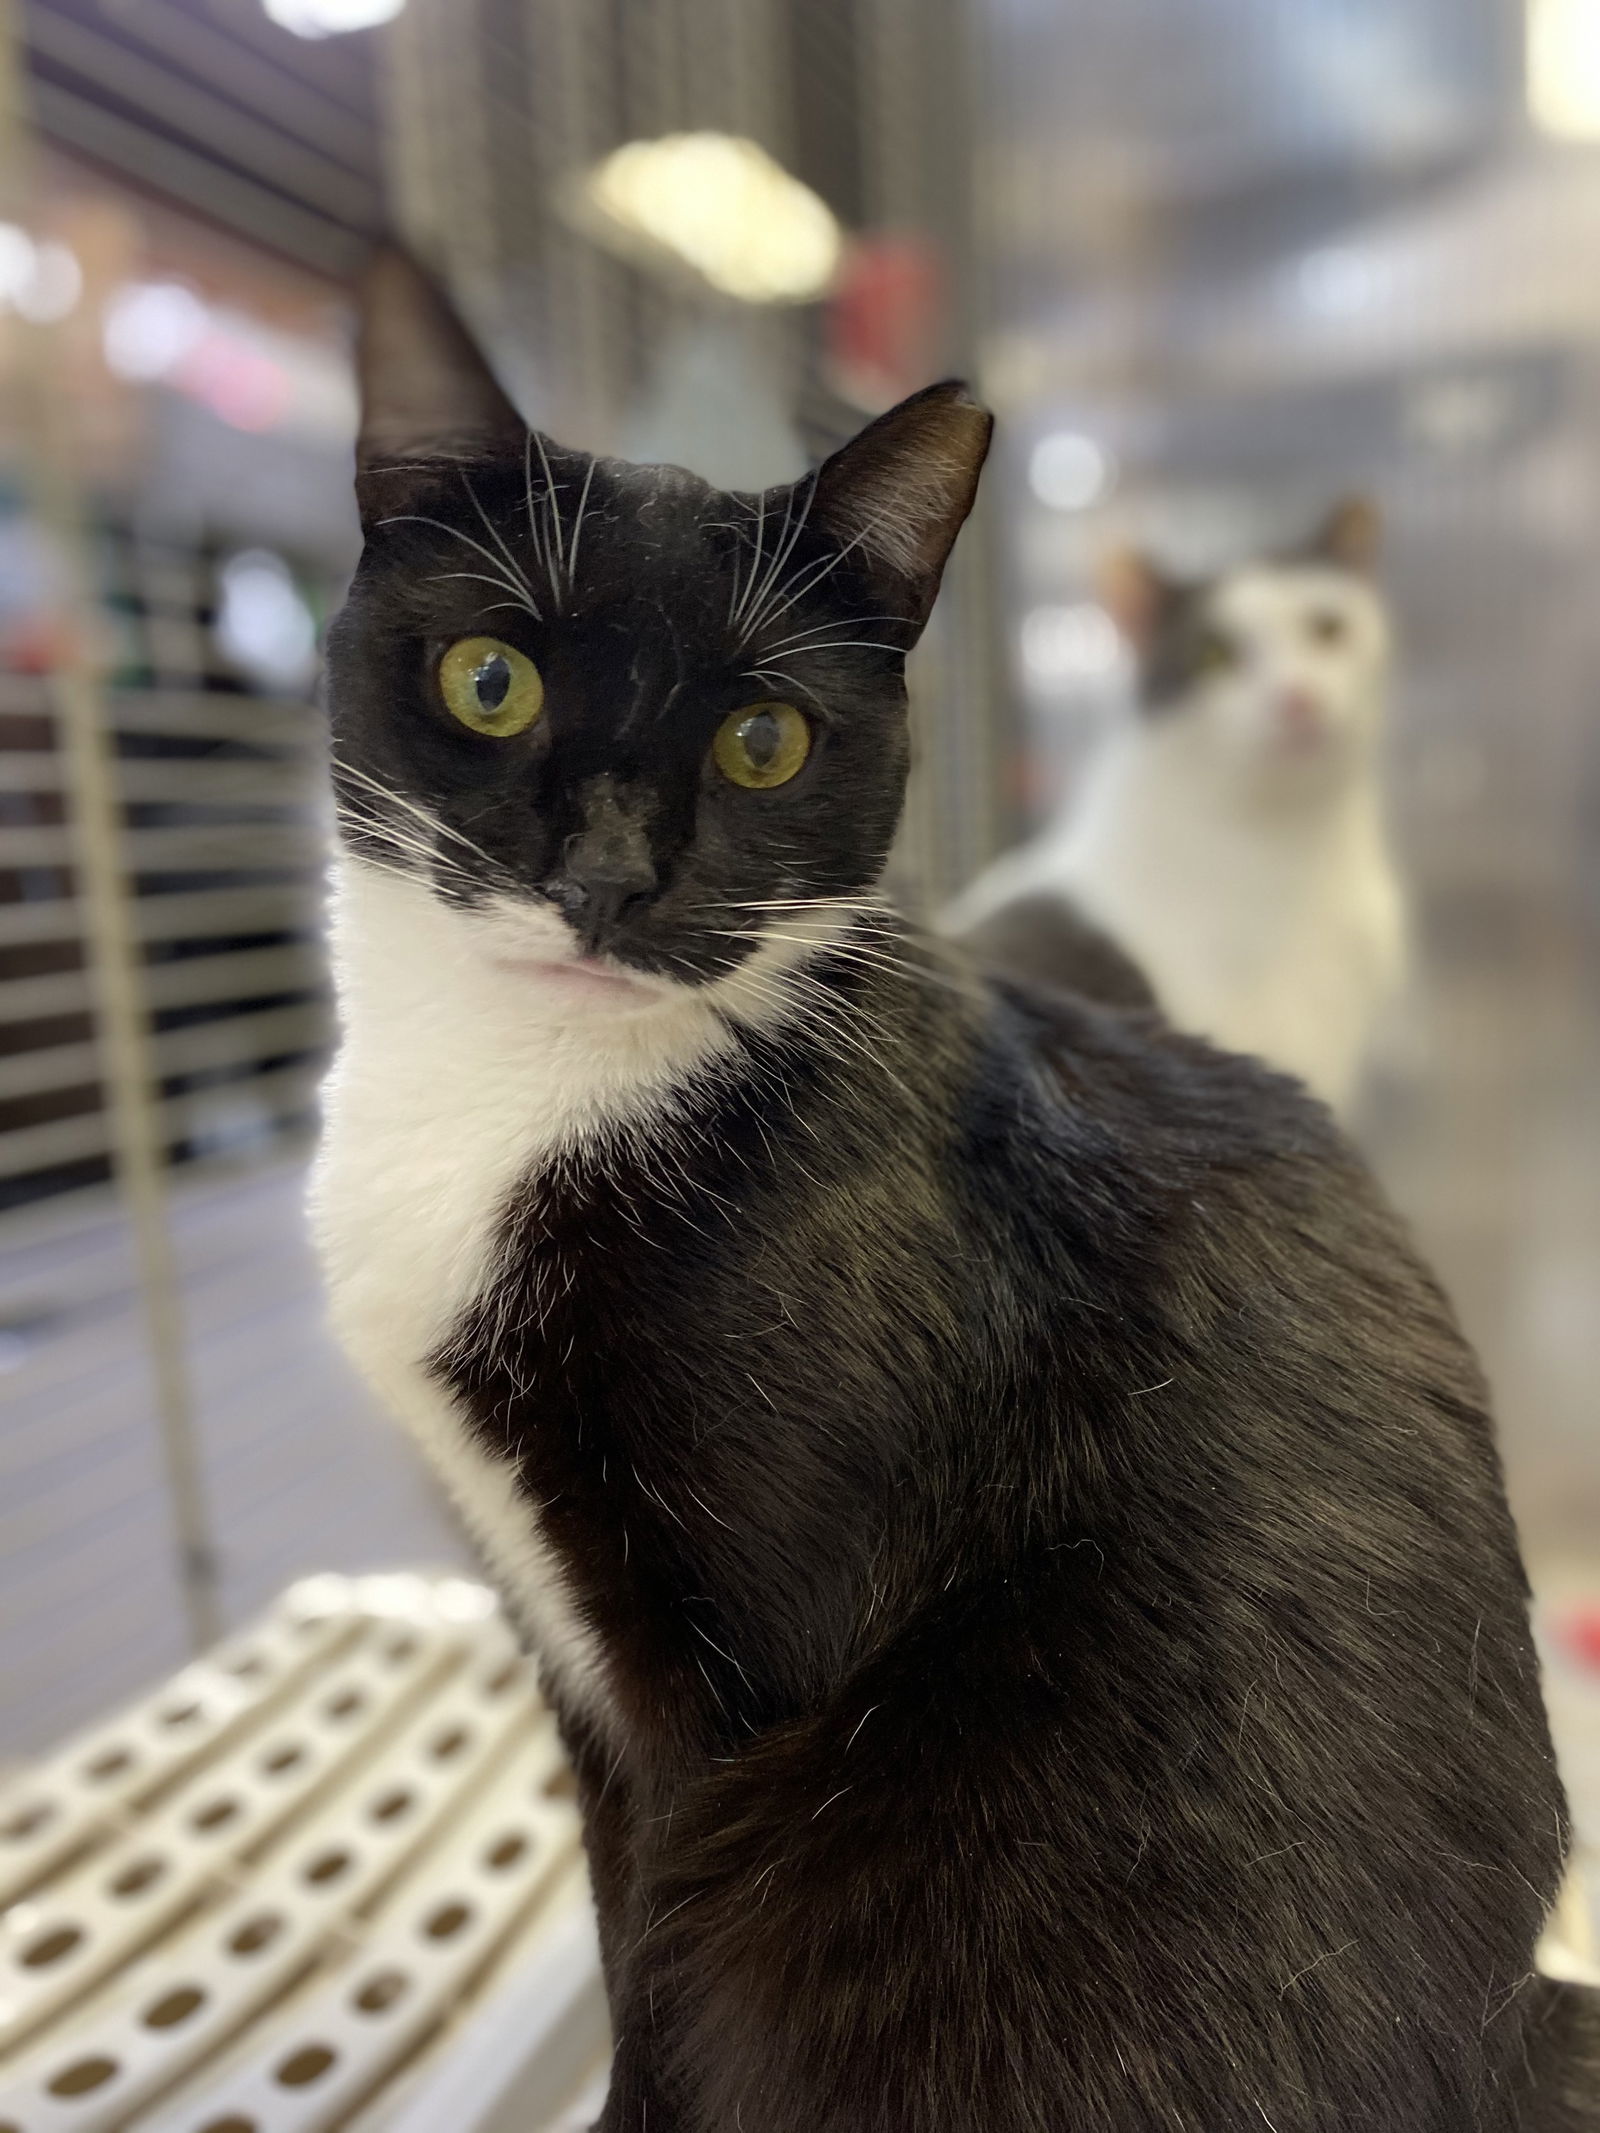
xmin=0 ymin=1163 xmax=467 ymax=1758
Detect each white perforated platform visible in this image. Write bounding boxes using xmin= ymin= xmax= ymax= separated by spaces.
xmin=0 ymin=1574 xmax=607 ymax=2132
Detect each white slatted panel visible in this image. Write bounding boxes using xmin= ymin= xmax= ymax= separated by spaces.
xmin=0 ymin=1576 xmax=607 ymax=2132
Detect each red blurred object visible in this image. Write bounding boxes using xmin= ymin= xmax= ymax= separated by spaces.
xmin=1549 ymin=1605 xmax=1600 ymax=1671
xmin=825 ymin=232 xmax=946 ymax=412
xmin=3 ymin=613 xmax=73 ymax=676
xmin=176 ymin=332 xmax=292 ymax=433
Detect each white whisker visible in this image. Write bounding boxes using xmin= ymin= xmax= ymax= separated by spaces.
xmin=757 ymin=641 xmax=898 ymax=662
xmin=567 ymin=456 xmax=599 ymax=591
xmin=523 ymin=430 xmax=551 ymax=587
xmin=378 ymin=513 xmax=538 ymax=603
xmin=459 ymin=472 xmax=542 ymax=616
xmin=746 ymin=519 xmax=880 ymax=639
xmin=737 ymin=471 xmax=820 ymax=644
xmin=427 ymin=570 xmax=541 ymax=617
xmin=734 ymin=482 xmax=792 ymax=632
xmin=332 ymin=756 xmax=503 ymax=872
xmin=531 ymin=429 xmax=567 ymax=607
xmin=752 ymin=615 xmax=906 ymax=655
xmin=719 ymin=955 xmax=918 ymax=1103
xmin=730 ymin=486 xmax=769 ymax=627
xmin=740 ymin=667 xmax=827 ymax=710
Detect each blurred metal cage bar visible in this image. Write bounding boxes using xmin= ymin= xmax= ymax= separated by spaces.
xmin=0 ymin=10 xmax=370 ymax=1717
xmin=0 ymin=0 xmax=218 ymax=1650
xmin=380 ymin=0 xmax=1010 ymax=909
xmin=0 ymin=554 xmax=333 ymax=1211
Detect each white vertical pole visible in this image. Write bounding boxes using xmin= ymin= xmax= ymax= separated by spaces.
xmin=0 ymin=0 xmax=218 ymax=1650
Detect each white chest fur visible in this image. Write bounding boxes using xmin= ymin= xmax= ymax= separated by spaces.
xmin=311 ymin=862 xmax=736 ymax=1730
xmin=952 ymin=724 xmax=1405 ymax=1117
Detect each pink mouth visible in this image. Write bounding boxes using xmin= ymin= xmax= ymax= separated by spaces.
xmin=490 ymin=953 xmax=657 ymax=999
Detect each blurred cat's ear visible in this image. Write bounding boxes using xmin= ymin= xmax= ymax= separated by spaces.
xmin=809 ymin=382 xmax=993 ymax=630
xmin=354 ymin=248 xmax=525 ymax=517
xmin=1096 ymin=548 xmax=1171 ymax=649
xmin=1310 ymin=496 xmax=1380 ymax=572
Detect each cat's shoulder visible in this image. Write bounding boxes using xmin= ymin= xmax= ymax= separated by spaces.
xmin=973 ymin=961 xmax=1363 ymax=1190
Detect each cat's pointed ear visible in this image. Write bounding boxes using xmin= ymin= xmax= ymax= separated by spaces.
xmin=1310 ymin=495 xmax=1380 ymax=573
xmin=354 ymin=247 xmax=525 ymax=519
xmin=808 ymin=382 xmax=993 ymax=631
xmin=1096 ymin=547 xmax=1172 ymax=650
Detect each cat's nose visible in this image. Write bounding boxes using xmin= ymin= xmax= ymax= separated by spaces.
xmin=551 ymin=833 xmax=657 ymax=950
xmin=550 ymin=775 xmax=658 ymax=950
xmin=1277 ymin=686 xmax=1325 ymax=745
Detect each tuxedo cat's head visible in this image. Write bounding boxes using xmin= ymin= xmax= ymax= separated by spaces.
xmin=1099 ymin=501 xmax=1389 ymax=790
xmin=325 ymin=251 xmax=990 ymax=1011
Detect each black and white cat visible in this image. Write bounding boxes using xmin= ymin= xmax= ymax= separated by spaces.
xmin=951 ymin=512 xmax=1405 ymax=1116
xmin=314 ymin=253 xmax=1598 ymax=2131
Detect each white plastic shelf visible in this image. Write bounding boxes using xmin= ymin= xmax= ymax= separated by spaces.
xmin=0 ymin=1575 xmax=607 ymax=2133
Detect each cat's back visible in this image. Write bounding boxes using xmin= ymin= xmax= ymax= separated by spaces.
xmin=675 ymin=969 xmax=1573 ymax=2133
xmin=962 ymin=966 xmax=1520 ymax=1618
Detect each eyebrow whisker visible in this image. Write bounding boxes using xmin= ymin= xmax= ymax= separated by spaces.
xmin=733 ymin=481 xmax=791 ymax=631
xmin=426 ymin=569 xmax=541 ymax=617
xmin=740 ymin=666 xmax=828 ymax=711
xmin=736 ymin=471 xmax=821 ymax=645
xmin=729 ymin=485 xmax=769 ymax=628
xmin=567 ymin=455 xmax=599 ymax=592
xmin=377 ymin=514 xmax=541 ymax=619
xmin=530 ymin=429 xmax=568 ymax=609
xmin=458 ymin=472 xmax=542 ymax=615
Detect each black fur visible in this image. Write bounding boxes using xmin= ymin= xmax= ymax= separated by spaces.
xmin=964 ymin=888 xmax=1158 ymax=1009
xmin=328 ymin=254 xmax=1599 ymax=2130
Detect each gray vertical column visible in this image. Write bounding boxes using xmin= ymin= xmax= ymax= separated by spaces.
xmin=859 ymin=0 xmax=1010 ymax=907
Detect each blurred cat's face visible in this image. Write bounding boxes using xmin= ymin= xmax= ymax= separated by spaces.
xmin=1178 ymin=564 xmax=1390 ymax=778
xmin=1108 ymin=502 xmax=1390 ymax=793
xmin=326 ymin=254 xmax=990 ymax=1014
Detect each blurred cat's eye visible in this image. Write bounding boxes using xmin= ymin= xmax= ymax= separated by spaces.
xmin=713 ymin=702 xmax=811 ymax=790
xmin=1194 ymin=625 xmax=1239 ymax=678
xmin=1307 ymin=609 xmax=1349 ymax=648
xmin=438 ymin=637 xmax=544 ymax=737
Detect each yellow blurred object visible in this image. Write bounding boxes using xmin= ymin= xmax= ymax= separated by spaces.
xmin=579 ymin=132 xmax=842 ymax=305
xmin=1529 ymin=0 xmax=1600 ymax=140
xmin=261 ymin=0 xmax=406 ymax=34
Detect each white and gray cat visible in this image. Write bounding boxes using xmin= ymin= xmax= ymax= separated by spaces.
xmin=952 ymin=503 xmax=1405 ymax=1116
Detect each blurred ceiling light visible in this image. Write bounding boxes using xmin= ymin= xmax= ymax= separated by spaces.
xmin=216 ymin=550 xmax=318 ymax=690
xmin=1529 ymin=0 xmax=1600 ymax=140
xmin=0 ymin=223 xmax=82 ymax=324
xmin=578 ymin=133 xmax=842 ymax=304
xmin=1020 ymin=603 xmax=1125 ymax=689
xmin=103 ymin=280 xmax=209 ymax=380
xmin=261 ymin=0 xmax=405 ymax=33
xmin=1029 ymin=432 xmax=1113 ymax=512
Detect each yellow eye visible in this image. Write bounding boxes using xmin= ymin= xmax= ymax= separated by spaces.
xmin=712 ymin=702 xmax=811 ymax=790
xmin=438 ymin=636 xmax=544 ymax=737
